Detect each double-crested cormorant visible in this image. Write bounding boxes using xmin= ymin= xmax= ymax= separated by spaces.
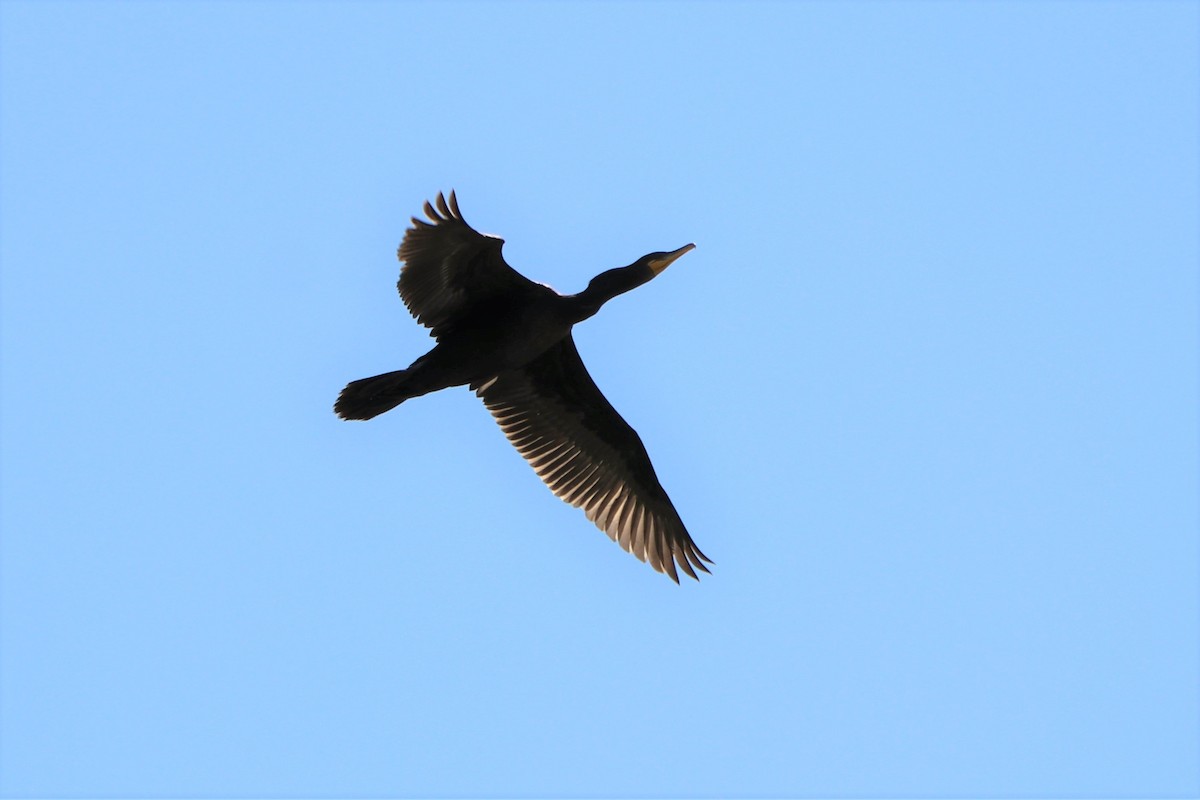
xmin=335 ymin=192 xmax=711 ymax=582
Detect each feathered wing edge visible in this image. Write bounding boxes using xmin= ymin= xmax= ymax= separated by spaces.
xmin=416 ymin=190 xmax=463 ymax=227
xmin=395 ymin=191 xmax=524 ymax=335
xmin=471 ymin=340 xmax=712 ymax=582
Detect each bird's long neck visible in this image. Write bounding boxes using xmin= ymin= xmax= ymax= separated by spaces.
xmin=566 ymin=264 xmax=654 ymax=324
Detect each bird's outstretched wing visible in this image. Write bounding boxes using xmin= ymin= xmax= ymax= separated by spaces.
xmin=397 ymin=191 xmax=543 ymax=336
xmin=473 ymin=335 xmax=712 ymax=582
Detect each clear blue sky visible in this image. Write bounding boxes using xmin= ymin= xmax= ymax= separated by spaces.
xmin=2 ymin=2 xmax=1197 ymax=797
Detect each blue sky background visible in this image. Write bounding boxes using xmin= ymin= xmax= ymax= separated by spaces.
xmin=2 ymin=2 xmax=1197 ymax=797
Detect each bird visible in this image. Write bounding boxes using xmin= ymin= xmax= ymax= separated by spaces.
xmin=335 ymin=191 xmax=711 ymax=582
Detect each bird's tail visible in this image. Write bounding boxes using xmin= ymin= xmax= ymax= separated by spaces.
xmin=334 ymin=370 xmax=412 ymax=420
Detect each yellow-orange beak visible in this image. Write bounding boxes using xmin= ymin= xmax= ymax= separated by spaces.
xmin=648 ymin=243 xmax=696 ymax=276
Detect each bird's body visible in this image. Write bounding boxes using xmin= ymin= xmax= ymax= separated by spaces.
xmin=336 ymin=192 xmax=710 ymax=581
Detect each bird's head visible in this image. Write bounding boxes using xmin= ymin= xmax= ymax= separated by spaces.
xmin=641 ymin=243 xmax=696 ymax=276
xmin=572 ymin=243 xmax=696 ymax=323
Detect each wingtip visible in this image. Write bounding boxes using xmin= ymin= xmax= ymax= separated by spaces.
xmin=661 ymin=549 xmax=681 ymax=583
xmin=420 ymin=190 xmax=464 ymax=224
xmin=673 ymin=543 xmax=713 ymax=582
xmin=676 ymin=551 xmax=699 ymax=581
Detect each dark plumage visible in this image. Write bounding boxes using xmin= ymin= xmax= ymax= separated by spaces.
xmin=335 ymin=192 xmax=710 ymax=582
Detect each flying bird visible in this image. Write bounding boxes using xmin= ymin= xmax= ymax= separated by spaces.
xmin=335 ymin=192 xmax=711 ymax=582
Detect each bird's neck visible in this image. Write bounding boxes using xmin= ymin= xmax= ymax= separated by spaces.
xmin=566 ymin=264 xmax=654 ymax=324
